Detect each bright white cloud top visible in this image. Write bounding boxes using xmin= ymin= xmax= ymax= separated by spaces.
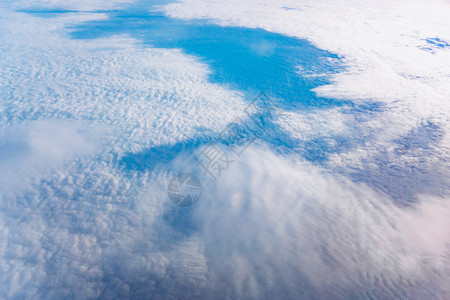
xmin=0 ymin=0 xmax=449 ymax=299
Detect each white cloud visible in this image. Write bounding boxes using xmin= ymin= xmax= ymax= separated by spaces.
xmin=162 ymin=0 xmax=450 ymax=200
xmin=5 ymin=0 xmax=137 ymax=11
xmin=0 ymin=0 xmax=449 ymax=299
xmin=163 ymin=145 xmax=450 ymax=298
xmin=0 ymin=120 xmax=98 ymax=195
xmin=0 ymin=5 xmax=244 ymax=299
xmin=0 ymin=9 xmax=248 ymax=149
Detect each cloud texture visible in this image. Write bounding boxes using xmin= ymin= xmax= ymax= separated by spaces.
xmin=0 ymin=0 xmax=449 ymax=299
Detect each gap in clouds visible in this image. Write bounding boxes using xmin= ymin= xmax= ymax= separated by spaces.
xmin=17 ymin=1 xmax=448 ymax=206
xmin=154 ymin=0 xmax=450 ymax=207
xmin=67 ymin=10 xmax=345 ymax=111
xmin=32 ymin=2 xmax=444 ymax=204
xmin=49 ymin=5 xmax=375 ymax=173
xmin=2 ymin=1 xmax=449 ymax=298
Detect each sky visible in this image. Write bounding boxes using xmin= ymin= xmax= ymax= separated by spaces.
xmin=0 ymin=0 xmax=449 ymax=299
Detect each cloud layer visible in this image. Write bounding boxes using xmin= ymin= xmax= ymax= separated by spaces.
xmin=163 ymin=0 xmax=450 ymax=201
xmin=0 ymin=0 xmax=449 ymax=299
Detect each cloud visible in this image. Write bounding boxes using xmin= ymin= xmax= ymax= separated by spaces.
xmin=0 ymin=4 xmax=242 ymax=299
xmin=157 ymin=144 xmax=450 ymax=298
xmin=0 ymin=120 xmax=97 ymax=194
xmin=162 ymin=0 xmax=450 ymax=199
xmin=7 ymin=0 xmax=137 ymax=11
xmin=0 ymin=0 xmax=449 ymax=299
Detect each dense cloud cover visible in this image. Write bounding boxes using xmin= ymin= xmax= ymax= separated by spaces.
xmin=0 ymin=0 xmax=449 ymax=299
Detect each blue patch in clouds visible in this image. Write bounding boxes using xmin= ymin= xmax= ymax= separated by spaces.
xmin=68 ymin=11 xmax=344 ymax=111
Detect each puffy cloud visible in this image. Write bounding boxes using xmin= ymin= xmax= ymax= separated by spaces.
xmin=160 ymin=145 xmax=450 ymax=298
xmin=0 ymin=120 xmax=97 ymax=195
